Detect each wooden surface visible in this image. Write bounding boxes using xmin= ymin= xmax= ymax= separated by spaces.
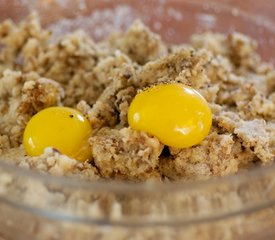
xmin=196 ymin=0 xmax=275 ymax=21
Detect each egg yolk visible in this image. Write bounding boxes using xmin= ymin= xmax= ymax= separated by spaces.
xmin=23 ymin=107 xmax=92 ymax=162
xmin=128 ymin=83 xmax=212 ymax=148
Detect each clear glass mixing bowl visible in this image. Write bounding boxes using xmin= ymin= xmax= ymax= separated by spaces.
xmin=0 ymin=0 xmax=274 ymax=239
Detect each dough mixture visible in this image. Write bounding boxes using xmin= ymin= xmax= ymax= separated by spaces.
xmin=0 ymin=13 xmax=274 ymax=182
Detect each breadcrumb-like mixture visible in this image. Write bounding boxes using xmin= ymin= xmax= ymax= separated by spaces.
xmin=0 ymin=13 xmax=274 ymax=182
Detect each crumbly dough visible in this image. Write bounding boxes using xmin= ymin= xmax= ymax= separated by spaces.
xmin=90 ymin=127 xmax=163 ymax=181
xmin=0 ymin=13 xmax=274 ymax=182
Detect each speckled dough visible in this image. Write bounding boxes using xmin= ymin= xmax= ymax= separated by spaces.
xmin=0 ymin=13 xmax=274 ymax=182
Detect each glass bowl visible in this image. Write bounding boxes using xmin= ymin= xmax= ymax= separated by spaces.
xmin=0 ymin=0 xmax=274 ymax=239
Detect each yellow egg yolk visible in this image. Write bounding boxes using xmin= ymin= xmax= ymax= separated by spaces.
xmin=23 ymin=107 xmax=92 ymax=162
xmin=128 ymin=83 xmax=212 ymax=148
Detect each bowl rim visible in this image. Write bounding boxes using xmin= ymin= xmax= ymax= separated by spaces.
xmin=1 ymin=158 xmax=275 ymax=226
xmin=1 ymin=156 xmax=275 ymax=192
